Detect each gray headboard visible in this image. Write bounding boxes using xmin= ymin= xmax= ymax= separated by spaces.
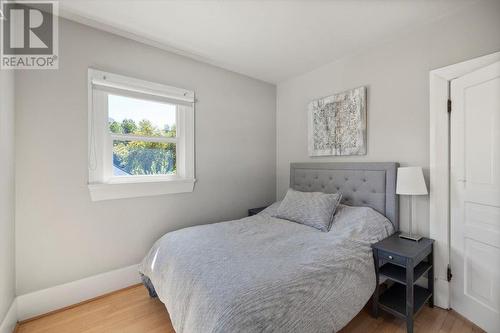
xmin=290 ymin=162 xmax=399 ymax=230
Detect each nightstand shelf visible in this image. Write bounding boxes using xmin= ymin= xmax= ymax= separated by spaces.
xmin=378 ymin=283 xmax=432 ymax=318
xmin=380 ymin=261 xmax=431 ymax=285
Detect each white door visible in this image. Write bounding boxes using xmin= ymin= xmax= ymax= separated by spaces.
xmin=450 ymin=61 xmax=500 ymax=333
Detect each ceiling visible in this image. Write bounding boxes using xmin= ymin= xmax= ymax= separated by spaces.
xmin=59 ymin=0 xmax=477 ymax=83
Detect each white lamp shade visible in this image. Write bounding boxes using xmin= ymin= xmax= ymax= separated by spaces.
xmin=396 ymin=167 xmax=428 ymax=195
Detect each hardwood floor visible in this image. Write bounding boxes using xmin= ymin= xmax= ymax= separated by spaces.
xmin=16 ymin=285 xmax=484 ymax=333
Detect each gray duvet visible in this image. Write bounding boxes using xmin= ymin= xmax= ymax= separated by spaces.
xmin=139 ymin=203 xmax=394 ymax=333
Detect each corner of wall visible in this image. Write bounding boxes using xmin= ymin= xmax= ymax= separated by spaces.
xmin=0 ymin=68 xmax=17 ymax=333
xmin=0 ymin=300 xmax=17 ymax=333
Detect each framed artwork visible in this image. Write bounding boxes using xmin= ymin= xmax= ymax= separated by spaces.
xmin=308 ymin=86 xmax=367 ymax=156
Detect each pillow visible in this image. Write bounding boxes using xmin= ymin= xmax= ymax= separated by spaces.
xmin=274 ymin=189 xmax=342 ymax=232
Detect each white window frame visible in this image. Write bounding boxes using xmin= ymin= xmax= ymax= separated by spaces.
xmin=87 ymin=69 xmax=195 ymax=201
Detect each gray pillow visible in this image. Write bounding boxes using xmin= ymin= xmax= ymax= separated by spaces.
xmin=274 ymin=189 xmax=342 ymax=232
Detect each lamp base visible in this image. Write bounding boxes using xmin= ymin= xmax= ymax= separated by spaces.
xmin=399 ymin=233 xmax=422 ymax=242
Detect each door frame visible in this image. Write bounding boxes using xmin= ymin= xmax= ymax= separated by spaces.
xmin=429 ymin=51 xmax=500 ymax=309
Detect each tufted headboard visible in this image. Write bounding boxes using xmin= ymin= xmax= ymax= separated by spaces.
xmin=290 ymin=162 xmax=399 ymax=230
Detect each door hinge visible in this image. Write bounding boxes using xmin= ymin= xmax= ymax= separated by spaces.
xmin=447 ymin=265 xmax=453 ymax=282
xmin=447 ymin=99 xmax=452 ymax=113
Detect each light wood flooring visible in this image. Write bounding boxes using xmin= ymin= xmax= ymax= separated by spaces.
xmin=16 ymin=284 xmax=484 ymax=333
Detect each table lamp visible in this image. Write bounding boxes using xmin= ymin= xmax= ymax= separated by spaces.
xmin=396 ymin=167 xmax=428 ymax=241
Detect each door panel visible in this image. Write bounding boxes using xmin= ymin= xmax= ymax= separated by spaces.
xmin=450 ymin=61 xmax=500 ymax=333
xmin=465 ymin=202 xmax=500 ymax=233
xmin=464 ymin=238 xmax=500 ymax=312
xmin=465 ymin=77 xmax=500 ymax=189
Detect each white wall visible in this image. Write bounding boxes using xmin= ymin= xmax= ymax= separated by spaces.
xmin=15 ymin=19 xmax=276 ymax=295
xmin=276 ymin=0 xmax=500 ymax=236
xmin=0 ymin=69 xmax=15 ymax=321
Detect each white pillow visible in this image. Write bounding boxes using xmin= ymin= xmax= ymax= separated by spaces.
xmin=273 ymin=188 xmax=342 ymax=232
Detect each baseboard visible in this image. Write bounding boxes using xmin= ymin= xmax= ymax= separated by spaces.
xmin=0 ymin=299 xmax=17 ymax=333
xmin=415 ymin=276 xmax=428 ymax=289
xmin=16 ymin=264 xmax=141 ymax=321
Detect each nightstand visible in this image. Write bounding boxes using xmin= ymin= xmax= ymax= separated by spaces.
xmin=371 ymin=234 xmax=434 ymax=333
xmin=248 ymin=206 xmax=267 ymax=216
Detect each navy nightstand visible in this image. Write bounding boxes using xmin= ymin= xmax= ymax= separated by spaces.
xmin=248 ymin=206 xmax=268 ymax=216
xmin=371 ymin=234 xmax=434 ymax=333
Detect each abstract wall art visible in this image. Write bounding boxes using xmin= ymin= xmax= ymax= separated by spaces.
xmin=308 ymin=86 xmax=367 ymax=156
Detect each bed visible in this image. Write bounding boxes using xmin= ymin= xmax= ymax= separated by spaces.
xmin=139 ymin=162 xmax=399 ymax=333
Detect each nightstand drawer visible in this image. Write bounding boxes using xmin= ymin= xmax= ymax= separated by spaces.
xmin=378 ymin=250 xmax=406 ymax=267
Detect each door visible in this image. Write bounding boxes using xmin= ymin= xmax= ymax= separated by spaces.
xmin=450 ymin=61 xmax=500 ymax=333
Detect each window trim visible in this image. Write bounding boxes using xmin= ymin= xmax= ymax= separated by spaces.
xmin=87 ymin=69 xmax=195 ymax=201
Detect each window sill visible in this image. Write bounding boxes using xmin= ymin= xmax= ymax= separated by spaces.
xmin=88 ymin=178 xmax=196 ymax=201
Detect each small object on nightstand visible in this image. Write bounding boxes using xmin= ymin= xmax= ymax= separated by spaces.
xmin=248 ymin=206 xmax=268 ymax=216
xmin=371 ymin=233 xmax=434 ymax=333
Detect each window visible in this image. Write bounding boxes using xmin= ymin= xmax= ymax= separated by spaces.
xmin=88 ymin=69 xmax=195 ymax=201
